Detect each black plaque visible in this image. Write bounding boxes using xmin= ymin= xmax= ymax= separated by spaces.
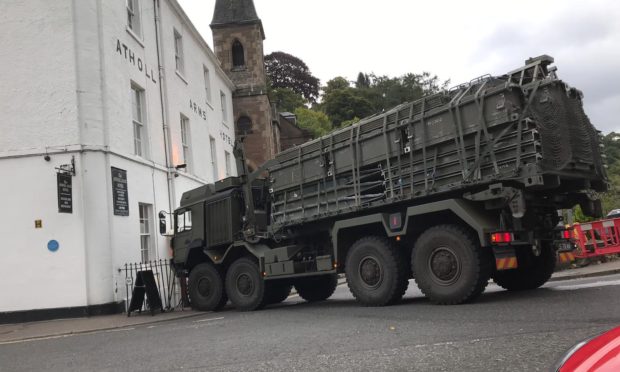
xmin=111 ymin=167 xmax=129 ymax=216
xmin=57 ymin=173 xmax=73 ymax=213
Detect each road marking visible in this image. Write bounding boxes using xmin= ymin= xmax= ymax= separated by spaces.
xmin=105 ymin=327 xmax=135 ymax=332
xmin=551 ymin=279 xmax=620 ymax=291
xmin=194 ymin=317 xmax=224 ymax=323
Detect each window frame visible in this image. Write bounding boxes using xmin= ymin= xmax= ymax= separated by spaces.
xmin=180 ymin=115 xmax=191 ymax=172
xmin=232 ymin=39 xmax=245 ymax=68
xmin=210 ymin=136 xmax=218 ymax=181
xmin=131 ymin=83 xmax=147 ymax=158
xmin=203 ymin=66 xmax=212 ymax=104
xmin=220 ymin=91 xmax=227 ymax=123
xmin=224 ymin=151 xmax=232 ymax=177
xmin=173 ymin=29 xmax=184 ymax=75
xmin=175 ymin=209 xmax=192 ymax=233
xmin=126 ymin=0 xmax=142 ymax=38
xmin=139 ymin=203 xmax=153 ymax=262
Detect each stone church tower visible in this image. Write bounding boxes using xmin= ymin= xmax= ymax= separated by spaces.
xmin=211 ymin=0 xmax=279 ymax=171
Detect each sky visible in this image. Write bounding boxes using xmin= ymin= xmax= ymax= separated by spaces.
xmin=177 ymin=0 xmax=620 ymax=134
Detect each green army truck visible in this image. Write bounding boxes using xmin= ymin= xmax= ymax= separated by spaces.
xmin=162 ymin=56 xmax=608 ymax=311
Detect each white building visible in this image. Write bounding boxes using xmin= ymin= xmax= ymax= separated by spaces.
xmin=0 ymin=0 xmax=237 ymax=319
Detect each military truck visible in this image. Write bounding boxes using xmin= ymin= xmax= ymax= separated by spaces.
xmin=162 ymin=56 xmax=607 ymax=311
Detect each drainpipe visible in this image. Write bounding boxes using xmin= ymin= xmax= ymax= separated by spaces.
xmin=153 ymin=0 xmax=176 ymax=217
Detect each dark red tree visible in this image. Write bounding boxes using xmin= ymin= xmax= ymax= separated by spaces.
xmin=265 ymin=51 xmax=320 ymax=103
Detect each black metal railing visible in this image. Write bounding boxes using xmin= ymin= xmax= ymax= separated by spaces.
xmin=119 ymin=259 xmax=186 ymax=314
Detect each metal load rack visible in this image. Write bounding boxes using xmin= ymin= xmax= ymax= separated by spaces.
xmin=268 ymin=56 xmax=606 ymax=227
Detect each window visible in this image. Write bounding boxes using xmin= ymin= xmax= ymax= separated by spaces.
xmin=174 ymin=29 xmax=184 ymax=74
xmin=139 ymin=203 xmax=153 ymax=262
xmin=220 ymin=91 xmax=227 ymax=122
xmin=180 ymin=115 xmax=191 ymax=172
xmin=203 ymin=66 xmax=211 ymax=104
xmin=232 ymin=40 xmax=245 ymax=68
xmin=236 ymin=116 xmax=252 ymax=135
xmin=225 ymin=151 xmax=231 ymax=177
xmin=210 ymin=136 xmax=218 ymax=181
xmin=126 ymin=0 xmax=141 ymax=37
xmin=176 ymin=210 xmax=192 ymax=233
xmin=131 ymin=84 xmax=147 ymax=157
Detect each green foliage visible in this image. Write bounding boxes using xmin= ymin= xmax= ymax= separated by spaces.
xmin=601 ymin=132 xmax=620 ymax=214
xmin=319 ymin=72 xmax=449 ymax=128
xmin=573 ymin=132 xmax=620 ymax=222
xmin=340 ymin=117 xmax=361 ymax=128
xmin=322 ymin=77 xmax=351 ymax=96
xmin=294 ymin=107 xmax=332 ymax=138
xmin=321 ymin=81 xmax=375 ymax=127
xmin=268 ymin=87 xmax=306 ymax=113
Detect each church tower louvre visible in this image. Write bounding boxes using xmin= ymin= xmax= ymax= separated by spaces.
xmin=211 ymin=0 xmax=279 ymax=171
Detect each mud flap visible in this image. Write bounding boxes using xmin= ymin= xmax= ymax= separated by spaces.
xmin=492 ymin=246 xmax=518 ymax=270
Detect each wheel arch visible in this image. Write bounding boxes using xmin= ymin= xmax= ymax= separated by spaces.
xmin=331 ymin=199 xmax=498 ymax=269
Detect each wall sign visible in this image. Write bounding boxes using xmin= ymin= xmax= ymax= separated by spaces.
xmin=115 ymin=39 xmax=157 ymax=85
xmin=47 ymin=240 xmax=59 ymax=252
xmin=57 ymin=173 xmax=73 ymax=213
xmin=111 ymin=167 xmax=129 ymax=216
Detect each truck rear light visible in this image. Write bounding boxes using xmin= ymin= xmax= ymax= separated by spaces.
xmin=491 ymin=232 xmax=513 ymax=244
xmin=561 ymin=230 xmax=571 ymax=239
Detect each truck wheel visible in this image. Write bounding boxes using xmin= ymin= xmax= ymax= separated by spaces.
xmin=345 ymin=236 xmax=409 ymax=306
xmin=225 ymin=257 xmax=267 ymax=311
xmin=412 ymin=225 xmax=491 ymax=305
xmin=492 ymin=244 xmax=556 ymax=291
xmin=265 ymin=281 xmax=293 ymax=305
xmin=294 ymin=274 xmax=338 ymax=302
xmin=188 ymin=263 xmax=228 ymax=311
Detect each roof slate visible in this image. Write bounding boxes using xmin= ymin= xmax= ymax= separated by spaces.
xmin=211 ymin=0 xmax=260 ymax=26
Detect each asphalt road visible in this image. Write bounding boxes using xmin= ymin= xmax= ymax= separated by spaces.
xmin=2 ymin=274 xmax=620 ymax=372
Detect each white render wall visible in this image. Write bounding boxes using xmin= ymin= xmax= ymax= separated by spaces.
xmin=0 ymin=0 xmax=236 ymax=313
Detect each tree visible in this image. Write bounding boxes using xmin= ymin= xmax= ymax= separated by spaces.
xmin=268 ymin=87 xmax=306 ymax=113
xmin=355 ymin=73 xmax=370 ymax=89
xmin=294 ymin=108 xmax=332 ymax=138
xmin=322 ymin=76 xmax=350 ymax=96
xmin=321 ymin=84 xmax=374 ymax=127
xmin=355 ymin=72 xmax=450 ymax=112
xmin=265 ymin=51 xmax=320 ymax=103
xmin=573 ymin=132 xmax=620 ymax=222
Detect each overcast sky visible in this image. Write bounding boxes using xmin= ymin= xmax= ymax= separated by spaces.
xmin=178 ymin=0 xmax=620 ymax=134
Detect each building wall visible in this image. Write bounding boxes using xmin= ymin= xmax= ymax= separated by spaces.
xmin=212 ymin=23 xmax=266 ymax=90
xmin=0 ymin=0 xmax=236 ymax=314
xmin=232 ymin=94 xmax=275 ymax=170
xmin=212 ymin=20 xmax=276 ymax=169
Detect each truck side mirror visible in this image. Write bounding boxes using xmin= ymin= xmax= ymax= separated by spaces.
xmin=158 ymin=211 xmax=167 ymax=235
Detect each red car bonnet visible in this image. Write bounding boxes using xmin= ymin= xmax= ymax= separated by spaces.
xmin=559 ymin=326 xmax=620 ymax=372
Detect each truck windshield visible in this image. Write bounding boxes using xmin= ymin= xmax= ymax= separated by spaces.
xmin=176 ymin=210 xmax=192 ymax=233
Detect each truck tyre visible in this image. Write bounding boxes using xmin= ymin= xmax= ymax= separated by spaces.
xmin=412 ymin=225 xmax=491 ymax=305
xmin=265 ymin=281 xmax=293 ymax=305
xmin=188 ymin=263 xmax=228 ymax=311
xmin=294 ymin=274 xmax=338 ymax=302
xmin=345 ymin=236 xmax=409 ymax=306
xmin=492 ymin=244 xmax=556 ymax=291
xmin=225 ymin=257 xmax=267 ymax=311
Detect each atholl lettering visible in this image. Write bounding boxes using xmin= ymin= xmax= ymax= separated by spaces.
xmin=116 ymin=39 xmax=157 ymax=84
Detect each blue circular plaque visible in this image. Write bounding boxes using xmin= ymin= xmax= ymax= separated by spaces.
xmin=47 ymin=240 xmax=59 ymax=252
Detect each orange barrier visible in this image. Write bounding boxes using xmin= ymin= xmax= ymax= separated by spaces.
xmin=572 ymin=217 xmax=620 ymax=259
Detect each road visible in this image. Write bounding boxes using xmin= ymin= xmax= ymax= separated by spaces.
xmin=2 ymin=274 xmax=620 ymax=372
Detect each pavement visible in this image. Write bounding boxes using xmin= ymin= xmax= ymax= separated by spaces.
xmin=1 ymin=259 xmax=619 ymax=345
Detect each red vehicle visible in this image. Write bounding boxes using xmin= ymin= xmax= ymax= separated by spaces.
xmin=555 ymin=326 xmax=620 ymax=371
